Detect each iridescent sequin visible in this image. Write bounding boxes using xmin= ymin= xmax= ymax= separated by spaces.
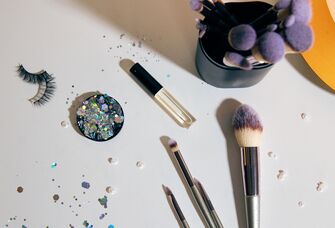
xmin=76 ymin=94 xmax=124 ymax=142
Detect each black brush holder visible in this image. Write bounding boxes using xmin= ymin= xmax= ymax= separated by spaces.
xmin=195 ymin=1 xmax=276 ymax=88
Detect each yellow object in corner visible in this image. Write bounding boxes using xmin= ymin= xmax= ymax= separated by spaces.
xmin=302 ymin=0 xmax=335 ymax=91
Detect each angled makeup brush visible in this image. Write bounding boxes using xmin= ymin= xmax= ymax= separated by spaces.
xmin=232 ymin=104 xmax=263 ymax=228
xmin=168 ymin=139 xmax=216 ymax=228
xmin=194 ymin=178 xmax=224 ymax=228
xmin=163 ymin=185 xmax=190 ymax=228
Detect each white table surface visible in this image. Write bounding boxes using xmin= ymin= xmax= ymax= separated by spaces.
xmin=0 ymin=0 xmax=334 ymax=227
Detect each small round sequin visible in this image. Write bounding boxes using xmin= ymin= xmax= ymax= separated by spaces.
xmin=53 ymin=194 xmax=60 ymax=202
xmin=51 ymin=162 xmax=57 ymax=168
xmin=76 ymin=94 xmax=124 ymax=142
xmin=106 ymin=186 xmax=117 ymax=195
xmin=107 ymin=157 xmax=119 ymax=165
xmin=81 ymin=181 xmax=90 ymax=189
xmin=136 ymin=161 xmax=145 ymax=169
xmin=61 ymin=121 xmax=69 ymax=128
xmin=17 ymin=186 xmax=24 ymax=193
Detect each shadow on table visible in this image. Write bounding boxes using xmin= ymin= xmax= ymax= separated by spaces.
xmin=216 ymin=98 xmax=247 ymax=228
xmin=286 ymin=54 xmax=334 ymax=94
xmin=71 ymin=0 xmax=199 ymax=76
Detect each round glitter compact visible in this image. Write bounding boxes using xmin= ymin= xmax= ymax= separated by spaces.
xmin=76 ymin=94 xmax=124 ymax=142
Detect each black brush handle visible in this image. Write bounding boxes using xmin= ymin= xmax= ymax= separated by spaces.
xmin=241 ymin=147 xmax=259 ymax=196
xmin=129 ymin=63 xmax=162 ymax=96
xmin=214 ymin=2 xmax=239 ymax=26
xmin=171 ymin=194 xmax=186 ymax=221
xmin=201 ymin=6 xmax=230 ymax=31
xmin=251 ymin=8 xmax=278 ymax=31
xmin=174 ymin=152 xmax=195 ymax=187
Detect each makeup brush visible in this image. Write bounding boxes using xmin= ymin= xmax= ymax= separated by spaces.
xmin=194 ymin=178 xmax=224 ymax=228
xmin=232 ymin=104 xmax=263 ymax=228
xmin=168 ymin=139 xmax=216 ymax=228
xmin=211 ymin=0 xmax=239 ymax=26
xmin=252 ymin=0 xmax=312 ymax=31
xmin=228 ymin=24 xmax=257 ymax=51
xmin=223 ymin=52 xmax=252 ymax=70
xmin=163 ymin=185 xmax=190 ymax=228
xmin=224 ymin=31 xmax=285 ymax=70
xmin=282 ymin=21 xmax=314 ymax=53
xmin=190 ymin=0 xmax=232 ymax=31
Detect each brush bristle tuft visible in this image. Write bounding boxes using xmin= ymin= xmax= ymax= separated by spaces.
xmin=189 ymin=0 xmax=202 ymax=11
xmin=168 ymin=138 xmax=179 ymax=152
xmin=257 ymin=32 xmax=285 ymax=63
xmin=228 ymin=24 xmax=257 ymax=51
xmin=284 ymin=21 xmax=313 ymax=52
xmin=232 ymin=104 xmax=263 ymax=147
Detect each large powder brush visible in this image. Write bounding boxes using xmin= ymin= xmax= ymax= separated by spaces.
xmin=232 ymin=104 xmax=263 ymax=228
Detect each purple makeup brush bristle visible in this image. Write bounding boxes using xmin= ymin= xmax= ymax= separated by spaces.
xmin=284 ymin=14 xmax=296 ymax=27
xmin=224 ymin=52 xmax=252 ymax=70
xmin=283 ymin=21 xmax=313 ymax=52
xmin=232 ymin=104 xmax=263 ymax=131
xmin=274 ymin=0 xmax=292 ymax=10
xmin=257 ymin=32 xmax=285 ymax=63
xmin=291 ymin=0 xmax=312 ymax=24
xmin=189 ymin=0 xmax=202 ymax=11
xmin=228 ymin=24 xmax=257 ymax=51
xmin=168 ymin=138 xmax=177 ymax=148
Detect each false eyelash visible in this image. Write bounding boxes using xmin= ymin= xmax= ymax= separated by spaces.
xmin=29 ymin=77 xmax=56 ymax=106
xmin=17 ymin=64 xmax=53 ymax=84
xmin=16 ymin=64 xmax=56 ymax=106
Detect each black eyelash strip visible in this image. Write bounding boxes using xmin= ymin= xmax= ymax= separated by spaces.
xmin=17 ymin=64 xmax=53 ymax=84
xmin=17 ymin=64 xmax=56 ymax=106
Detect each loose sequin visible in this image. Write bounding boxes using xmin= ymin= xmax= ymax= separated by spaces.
xmin=76 ymin=94 xmax=124 ymax=142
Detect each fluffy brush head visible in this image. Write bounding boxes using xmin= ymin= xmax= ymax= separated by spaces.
xmin=283 ymin=21 xmax=313 ymax=52
xmin=168 ymin=138 xmax=179 ymax=153
xmin=232 ymin=104 xmax=263 ymax=147
xmin=189 ymin=0 xmax=202 ymax=11
xmin=223 ymin=52 xmax=252 ymax=70
xmin=291 ymin=0 xmax=312 ymax=24
xmin=257 ymin=32 xmax=285 ymax=63
xmin=274 ymin=0 xmax=292 ymax=10
xmin=228 ymin=24 xmax=257 ymax=51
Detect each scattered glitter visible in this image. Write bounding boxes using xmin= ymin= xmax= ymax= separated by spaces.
xmin=51 ymin=162 xmax=57 ymax=168
xmin=132 ymin=42 xmax=136 ymax=47
xmin=101 ymin=69 xmax=105 ymax=72
xmin=107 ymin=157 xmax=119 ymax=165
xmin=17 ymin=186 xmax=24 ymax=193
xmin=83 ymin=220 xmax=89 ymax=227
xmin=120 ymin=33 xmax=125 ymax=39
xmin=99 ymin=213 xmax=105 ymax=220
xmin=267 ymin=151 xmax=278 ymax=159
xmin=277 ymin=170 xmax=286 ymax=181
xmin=22 ymin=225 xmax=27 ymax=228
xmin=103 ymin=35 xmax=106 ymax=38
xmin=316 ymin=181 xmax=325 ymax=192
xmin=166 ymin=74 xmax=171 ymax=78
xmin=138 ymin=41 xmax=142 ymax=48
xmin=52 ymin=178 xmax=55 ymax=182
xmin=136 ymin=161 xmax=145 ymax=169
xmin=298 ymin=201 xmax=305 ymax=208
xmin=81 ymin=181 xmax=91 ymax=189
xmin=61 ymin=121 xmax=69 ymax=128
xmin=76 ymin=94 xmax=124 ymax=142
xmin=69 ymin=225 xmax=74 ymax=228
xmin=53 ymin=194 xmax=60 ymax=202
xmin=98 ymin=195 xmax=108 ymax=208
xmin=72 ymin=85 xmax=75 ymax=88
xmin=108 ymin=224 xmax=115 ymax=228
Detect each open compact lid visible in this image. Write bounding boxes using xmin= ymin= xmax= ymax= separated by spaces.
xmin=302 ymin=0 xmax=335 ymax=91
